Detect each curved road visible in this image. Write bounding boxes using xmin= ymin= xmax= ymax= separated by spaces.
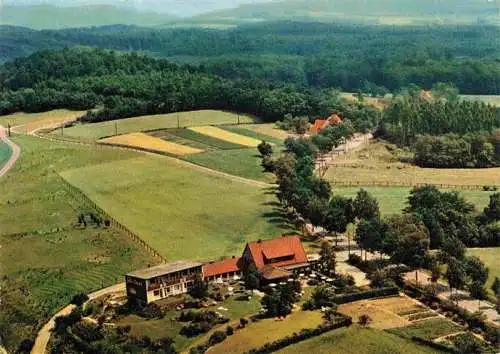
xmin=0 ymin=126 xmax=20 ymax=178
xmin=0 ymin=126 xmax=20 ymax=353
xmin=31 ymin=283 xmax=126 ymax=354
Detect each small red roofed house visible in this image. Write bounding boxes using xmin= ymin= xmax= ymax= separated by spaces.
xmin=310 ymin=114 xmax=343 ymax=135
xmin=241 ymin=235 xmax=310 ymax=283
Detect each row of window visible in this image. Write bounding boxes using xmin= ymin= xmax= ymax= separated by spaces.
xmin=152 ymin=281 xmax=194 ymax=298
xmin=150 ymin=268 xmax=200 ymax=284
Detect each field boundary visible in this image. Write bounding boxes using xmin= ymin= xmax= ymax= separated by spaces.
xmin=329 ymin=180 xmax=499 ymax=190
xmin=56 ymin=174 xmax=168 ymax=263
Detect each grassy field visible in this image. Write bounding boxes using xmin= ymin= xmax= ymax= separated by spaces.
xmin=0 ymin=110 xmax=85 ymax=131
xmin=0 ymin=140 xmax=11 ymax=169
xmin=333 ymin=187 xmax=493 ymax=216
xmin=99 ymin=132 xmax=204 ymax=155
xmin=189 ymin=126 xmax=262 ymax=147
xmin=278 ymin=326 xmax=444 ymax=354
xmin=234 ymin=123 xmax=289 ymax=141
xmin=58 ymin=110 xmax=256 ymax=140
xmin=222 ymin=125 xmax=285 ymax=146
xmin=338 ymin=296 xmax=425 ymax=330
xmin=460 ymin=95 xmax=500 ymax=107
xmin=184 ymin=148 xmax=276 ymax=183
xmin=60 ymin=154 xmax=293 ymax=261
xmin=387 ymin=318 xmax=463 ymax=341
xmin=325 ymin=142 xmax=500 ymax=187
xmin=0 ymin=135 xmax=155 ymax=352
xmin=211 ymin=310 xmax=323 ymax=354
xmin=467 ymin=248 xmax=500 ymax=295
xmin=160 ymin=128 xmax=246 ymax=150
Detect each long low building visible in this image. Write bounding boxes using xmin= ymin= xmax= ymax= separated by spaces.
xmin=126 ymin=261 xmax=203 ymax=304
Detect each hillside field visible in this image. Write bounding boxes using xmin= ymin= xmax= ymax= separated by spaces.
xmin=333 ymin=187 xmax=493 ymax=216
xmin=325 ymin=141 xmax=500 ymax=187
xmin=278 ymin=326 xmax=443 ymax=354
xmin=0 ymin=110 xmax=85 ymax=133
xmin=0 ymin=135 xmax=155 ymax=352
xmin=58 ymin=110 xmax=256 ymax=140
xmin=60 ymin=154 xmax=294 ymax=261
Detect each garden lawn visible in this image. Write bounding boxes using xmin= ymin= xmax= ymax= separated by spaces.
xmin=0 ymin=140 xmax=11 ymax=169
xmin=0 ymin=110 xmax=85 ymax=130
xmin=59 ymin=110 xmax=256 ymax=140
xmin=387 ymin=318 xmax=463 ymax=341
xmin=60 ymin=154 xmax=293 ymax=261
xmin=278 ymin=326 xmax=445 ymax=354
xmin=467 ymin=248 xmax=500 ymax=296
xmin=0 ymin=135 xmax=154 ymax=352
xmin=184 ymin=148 xmax=276 ymax=183
xmin=333 ymin=187 xmax=493 ymax=216
xmin=210 ymin=310 xmax=324 ymax=354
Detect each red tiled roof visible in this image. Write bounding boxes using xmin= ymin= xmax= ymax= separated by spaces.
xmin=311 ymin=119 xmax=327 ymax=134
xmin=247 ymin=236 xmax=308 ymax=270
xmin=260 ymin=265 xmax=292 ymax=280
xmin=203 ymin=257 xmax=242 ymax=278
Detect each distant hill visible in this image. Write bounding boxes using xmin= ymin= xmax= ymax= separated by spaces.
xmin=179 ymin=0 xmax=500 ymax=26
xmin=0 ymin=4 xmax=178 ymax=29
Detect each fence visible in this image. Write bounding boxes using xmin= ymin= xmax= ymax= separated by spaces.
xmin=57 ymin=174 xmax=167 ymax=263
xmin=328 ymin=180 xmax=499 ymax=191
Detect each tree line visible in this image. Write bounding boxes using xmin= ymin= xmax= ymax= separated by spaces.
xmin=0 ymin=47 xmax=380 ymax=125
xmin=1 ymin=22 xmax=499 ymax=94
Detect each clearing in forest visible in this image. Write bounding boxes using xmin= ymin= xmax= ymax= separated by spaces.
xmin=57 ymin=110 xmax=256 ymax=140
xmin=189 ymin=126 xmax=262 ymax=147
xmin=99 ymin=132 xmax=203 ymax=156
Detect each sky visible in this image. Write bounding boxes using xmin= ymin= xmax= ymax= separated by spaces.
xmin=1 ymin=0 xmax=276 ymax=16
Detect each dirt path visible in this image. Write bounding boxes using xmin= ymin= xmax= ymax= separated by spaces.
xmin=0 ymin=125 xmax=20 ymax=178
xmin=31 ymin=283 xmax=126 ymax=354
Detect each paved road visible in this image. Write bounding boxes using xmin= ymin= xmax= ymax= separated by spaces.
xmin=0 ymin=125 xmax=20 ymax=178
xmin=31 ymin=283 xmax=126 ymax=354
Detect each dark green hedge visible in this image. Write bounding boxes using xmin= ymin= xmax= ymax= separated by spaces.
xmin=331 ymin=287 xmax=399 ymax=304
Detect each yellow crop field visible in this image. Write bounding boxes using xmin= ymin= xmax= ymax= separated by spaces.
xmin=238 ymin=123 xmax=290 ymax=140
xmin=0 ymin=110 xmax=85 ymax=134
xmin=99 ymin=133 xmax=203 ymax=155
xmin=189 ymin=126 xmax=262 ymax=147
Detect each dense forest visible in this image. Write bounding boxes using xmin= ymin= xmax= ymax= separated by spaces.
xmin=1 ymin=22 xmax=499 ymax=94
xmin=0 ymin=47 xmax=379 ymax=128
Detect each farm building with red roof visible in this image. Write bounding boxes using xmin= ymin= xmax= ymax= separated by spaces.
xmin=201 ymin=235 xmax=311 ymax=284
xmin=242 ymin=235 xmax=310 ymax=282
xmin=310 ymin=114 xmax=343 ymax=135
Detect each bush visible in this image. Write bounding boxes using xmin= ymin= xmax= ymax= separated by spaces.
xmin=226 ymin=326 xmax=234 ymax=336
xmin=70 ymin=293 xmax=89 ymax=306
xmin=142 ymin=303 xmax=164 ymax=319
xmin=347 ymin=254 xmax=362 ymax=265
xmin=239 ymin=318 xmax=248 ymax=328
xmin=358 ymin=314 xmax=372 ymax=326
xmin=208 ymin=331 xmax=227 ymax=346
xmin=17 ymin=339 xmax=34 ymax=354
xmin=330 ymin=287 xmax=399 ymax=304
